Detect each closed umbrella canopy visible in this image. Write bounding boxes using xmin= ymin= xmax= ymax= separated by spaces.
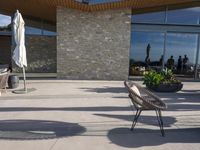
xmin=12 ymin=10 xmax=27 ymax=93
xmin=12 ymin=10 xmax=27 ymax=68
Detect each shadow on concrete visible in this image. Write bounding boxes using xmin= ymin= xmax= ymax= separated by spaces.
xmin=107 ymin=127 xmax=200 ymax=148
xmin=80 ymin=86 xmax=127 ymax=94
xmin=0 ymin=106 xmax=131 ymax=112
xmin=154 ymin=91 xmax=200 ymax=111
xmin=0 ymin=120 xmax=86 ymax=140
xmin=0 ymin=95 xmax=100 ymax=100
xmin=94 ymin=114 xmax=176 ymax=127
xmin=0 ymin=102 xmax=199 ymax=113
xmin=0 ymin=94 xmax=127 ymax=100
xmin=166 ymin=103 xmax=200 ymax=111
xmin=156 ymin=91 xmax=200 ymax=101
xmin=165 ymin=98 xmax=200 ymax=104
xmin=112 ymin=96 xmax=129 ymax=99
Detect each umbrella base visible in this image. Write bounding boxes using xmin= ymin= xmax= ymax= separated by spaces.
xmin=12 ymin=88 xmax=36 ymax=94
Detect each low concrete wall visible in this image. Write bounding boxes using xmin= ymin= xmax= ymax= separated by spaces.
xmin=57 ymin=7 xmax=131 ymax=80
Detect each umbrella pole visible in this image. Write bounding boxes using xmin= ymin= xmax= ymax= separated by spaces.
xmin=22 ymin=66 xmax=27 ymax=92
xmin=13 ymin=66 xmax=36 ymax=94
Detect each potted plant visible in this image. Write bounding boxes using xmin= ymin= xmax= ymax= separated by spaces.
xmin=143 ymin=69 xmax=183 ymax=92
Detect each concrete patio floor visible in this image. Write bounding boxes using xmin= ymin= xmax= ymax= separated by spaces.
xmin=0 ymin=80 xmax=199 ymax=150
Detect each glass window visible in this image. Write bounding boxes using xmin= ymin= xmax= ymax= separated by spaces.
xmin=167 ymin=7 xmax=200 ymax=25
xmin=165 ymin=33 xmax=198 ymax=77
xmin=130 ymin=31 xmax=164 ymax=76
xmin=43 ymin=30 xmax=56 ymax=36
xmin=132 ymin=7 xmax=200 ymax=25
xmin=25 ymin=26 xmax=42 ymax=35
xmin=24 ymin=17 xmax=56 ymax=36
xmin=0 ymin=14 xmax=11 ymax=32
xmin=131 ymin=6 xmax=200 ymax=79
xmin=25 ymin=26 xmax=56 ymax=36
xmin=132 ymin=11 xmax=166 ymax=24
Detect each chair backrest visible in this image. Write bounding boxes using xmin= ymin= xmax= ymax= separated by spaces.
xmin=0 ymin=71 xmax=10 ymax=89
xmin=124 ymin=81 xmax=144 ymax=109
xmin=124 ymin=80 xmax=167 ymax=110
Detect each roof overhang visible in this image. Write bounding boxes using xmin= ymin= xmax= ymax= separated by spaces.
xmin=0 ymin=0 xmax=198 ymax=23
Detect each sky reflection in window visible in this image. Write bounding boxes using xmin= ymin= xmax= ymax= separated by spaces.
xmin=0 ymin=14 xmax=11 ymax=27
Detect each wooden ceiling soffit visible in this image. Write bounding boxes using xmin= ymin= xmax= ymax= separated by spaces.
xmin=41 ymin=0 xmax=197 ymax=11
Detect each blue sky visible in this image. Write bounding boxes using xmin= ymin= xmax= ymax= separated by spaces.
xmin=0 ymin=14 xmax=11 ymax=26
xmin=167 ymin=7 xmax=200 ymax=24
xmin=131 ymin=32 xmax=164 ymax=62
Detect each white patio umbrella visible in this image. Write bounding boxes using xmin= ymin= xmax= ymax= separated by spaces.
xmin=12 ymin=10 xmax=27 ymax=92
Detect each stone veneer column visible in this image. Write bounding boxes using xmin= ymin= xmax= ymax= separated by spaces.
xmin=57 ymin=7 xmax=131 ymax=80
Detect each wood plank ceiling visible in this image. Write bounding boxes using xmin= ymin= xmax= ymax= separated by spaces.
xmin=0 ymin=0 xmax=197 ymax=22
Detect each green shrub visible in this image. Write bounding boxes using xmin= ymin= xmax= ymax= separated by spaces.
xmin=143 ymin=69 xmax=181 ymax=87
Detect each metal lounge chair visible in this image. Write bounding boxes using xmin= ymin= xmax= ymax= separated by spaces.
xmin=124 ymin=81 xmax=167 ymax=136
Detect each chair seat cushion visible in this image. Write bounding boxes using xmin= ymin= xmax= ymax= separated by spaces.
xmin=131 ymin=85 xmax=141 ymax=96
xmin=130 ymin=85 xmax=143 ymax=108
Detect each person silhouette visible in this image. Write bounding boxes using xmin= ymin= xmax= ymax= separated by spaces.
xmin=183 ymin=54 xmax=189 ymax=72
xmin=167 ymin=55 xmax=174 ymax=70
xmin=145 ymin=44 xmax=151 ymax=65
xmin=159 ymin=55 xmax=163 ymax=66
xmin=177 ymin=56 xmax=182 ymax=73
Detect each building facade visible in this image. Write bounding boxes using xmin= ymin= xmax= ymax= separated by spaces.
xmin=0 ymin=0 xmax=199 ymax=80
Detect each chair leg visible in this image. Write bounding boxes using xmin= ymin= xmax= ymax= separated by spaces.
xmin=131 ymin=109 xmax=142 ymax=131
xmin=155 ymin=109 xmax=165 ymax=137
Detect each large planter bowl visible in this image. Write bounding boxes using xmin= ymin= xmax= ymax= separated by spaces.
xmin=147 ymin=83 xmax=183 ymax=92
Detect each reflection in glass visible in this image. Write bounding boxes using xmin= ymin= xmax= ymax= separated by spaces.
xmin=132 ymin=7 xmax=200 ymax=25
xmin=43 ymin=30 xmax=56 ymax=36
xmin=132 ymin=11 xmax=165 ymax=23
xmin=129 ymin=31 xmax=164 ymax=76
xmin=167 ymin=7 xmax=200 ymax=25
xmin=131 ymin=6 xmax=200 ymax=79
xmin=197 ymin=43 xmax=200 ymax=79
xmin=25 ymin=26 xmax=56 ymax=36
xmin=25 ymin=26 xmax=42 ymax=35
xmin=0 ymin=14 xmax=11 ymax=32
xmin=165 ymin=33 xmax=198 ymax=77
